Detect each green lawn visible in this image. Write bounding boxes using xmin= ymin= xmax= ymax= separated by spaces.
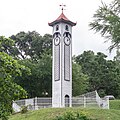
xmin=9 ymin=107 xmax=120 ymax=120
xmin=110 ymin=100 xmax=120 ymax=110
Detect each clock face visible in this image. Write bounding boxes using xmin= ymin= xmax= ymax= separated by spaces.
xmin=54 ymin=37 xmax=60 ymax=46
xmin=64 ymin=37 xmax=71 ymax=46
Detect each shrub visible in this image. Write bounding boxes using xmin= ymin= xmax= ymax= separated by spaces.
xmin=20 ymin=106 xmax=28 ymax=114
xmin=54 ymin=112 xmax=97 ymax=120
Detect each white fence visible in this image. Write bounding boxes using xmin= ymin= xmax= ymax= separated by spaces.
xmin=76 ymin=90 xmax=109 ymax=109
xmin=13 ymin=91 xmax=109 ymax=112
xmin=13 ymin=97 xmax=52 ymax=112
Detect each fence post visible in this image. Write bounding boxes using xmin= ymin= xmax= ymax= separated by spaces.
xmin=34 ymin=97 xmax=38 ymax=110
xmin=107 ymin=98 xmax=109 ymax=109
xmin=84 ymin=96 xmax=86 ymax=108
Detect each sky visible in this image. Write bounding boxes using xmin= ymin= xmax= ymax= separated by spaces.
xmin=0 ymin=0 xmax=115 ymax=59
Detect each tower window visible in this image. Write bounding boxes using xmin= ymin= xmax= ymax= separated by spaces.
xmin=65 ymin=25 xmax=69 ymax=31
xmin=56 ymin=25 xmax=59 ymax=31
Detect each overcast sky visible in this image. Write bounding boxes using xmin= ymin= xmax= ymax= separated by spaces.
xmin=0 ymin=0 xmax=115 ymax=59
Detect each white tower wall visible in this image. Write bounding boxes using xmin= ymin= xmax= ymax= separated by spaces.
xmin=52 ymin=23 xmax=72 ymax=107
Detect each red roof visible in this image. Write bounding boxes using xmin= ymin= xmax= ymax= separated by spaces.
xmin=48 ymin=12 xmax=76 ymax=26
xmin=56 ymin=12 xmax=69 ymax=21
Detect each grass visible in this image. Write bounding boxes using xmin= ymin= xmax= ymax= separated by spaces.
xmin=110 ymin=100 xmax=120 ymax=110
xmin=8 ymin=100 xmax=120 ymax=120
xmin=9 ymin=107 xmax=120 ymax=120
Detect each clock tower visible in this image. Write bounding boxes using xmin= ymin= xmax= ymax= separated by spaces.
xmin=49 ymin=10 xmax=76 ymax=107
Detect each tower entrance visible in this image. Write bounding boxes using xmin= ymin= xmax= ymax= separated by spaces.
xmin=65 ymin=95 xmax=70 ymax=107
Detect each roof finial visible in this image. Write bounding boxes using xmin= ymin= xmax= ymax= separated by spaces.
xmin=60 ymin=4 xmax=66 ymax=13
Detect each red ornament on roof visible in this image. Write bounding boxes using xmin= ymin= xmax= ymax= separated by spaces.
xmin=48 ymin=12 xmax=76 ymax=27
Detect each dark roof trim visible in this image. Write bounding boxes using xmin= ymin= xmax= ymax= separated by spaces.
xmin=48 ymin=18 xmax=76 ymax=27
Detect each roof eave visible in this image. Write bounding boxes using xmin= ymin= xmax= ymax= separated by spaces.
xmin=48 ymin=19 xmax=76 ymax=27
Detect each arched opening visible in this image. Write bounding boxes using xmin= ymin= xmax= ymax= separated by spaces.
xmin=65 ymin=25 xmax=69 ymax=31
xmin=65 ymin=95 xmax=70 ymax=107
xmin=56 ymin=25 xmax=59 ymax=31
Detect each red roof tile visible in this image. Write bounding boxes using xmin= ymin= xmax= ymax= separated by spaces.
xmin=56 ymin=12 xmax=69 ymax=21
xmin=48 ymin=12 xmax=76 ymax=27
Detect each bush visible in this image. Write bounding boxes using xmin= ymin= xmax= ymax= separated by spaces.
xmin=20 ymin=106 xmax=28 ymax=114
xmin=54 ymin=112 xmax=97 ymax=120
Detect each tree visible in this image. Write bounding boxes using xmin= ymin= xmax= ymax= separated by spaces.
xmin=10 ymin=31 xmax=52 ymax=60
xmin=3 ymin=31 xmax=53 ymax=97
xmin=89 ymin=0 xmax=120 ymax=52
xmin=114 ymin=47 xmax=120 ymax=60
xmin=0 ymin=36 xmax=31 ymax=119
xmin=0 ymin=36 xmax=15 ymax=55
xmin=0 ymin=52 xmax=28 ymax=120
xmin=72 ymin=62 xmax=89 ymax=96
xmin=75 ymin=51 xmax=120 ymax=98
xmin=15 ymin=52 xmax=52 ymax=98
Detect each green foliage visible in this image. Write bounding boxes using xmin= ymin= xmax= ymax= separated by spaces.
xmin=72 ymin=62 xmax=89 ymax=96
xmin=89 ymin=0 xmax=120 ymax=52
xmin=10 ymin=31 xmax=52 ymax=60
xmin=0 ymin=36 xmax=14 ymax=55
xmin=15 ymin=52 xmax=52 ymax=97
xmin=110 ymin=100 xmax=120 ymax=110
xmin=75 ymin=50 xmax=120 ymax=98
xmin=0 ymin=52 xmax=28 ymax=120
xmin=6 ymin=31 xmax=53 ymax=97
xmin=114 ymin=49 xmax=120 ymax=60
xmin=54 ymin=112 xmax=96 ymax=120
xmin=20 ymin=106 xmax=28 ymax=114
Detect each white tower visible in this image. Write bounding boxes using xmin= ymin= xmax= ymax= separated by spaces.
xmin=49 ymin=9 xmax=76 ymax=107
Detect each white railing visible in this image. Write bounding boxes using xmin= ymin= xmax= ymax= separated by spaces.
xmin=72 ymin=97 xmax=99 ymax=108
xmin=76 ymin=90 xmax=109 ymax=109
xmin=95 ymin=90 xmax=109 ymax=109
xmin=13 ymin=91 xmax=109 ymax=112
xmin=13 ymin=97 xmax=52 ymax=112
